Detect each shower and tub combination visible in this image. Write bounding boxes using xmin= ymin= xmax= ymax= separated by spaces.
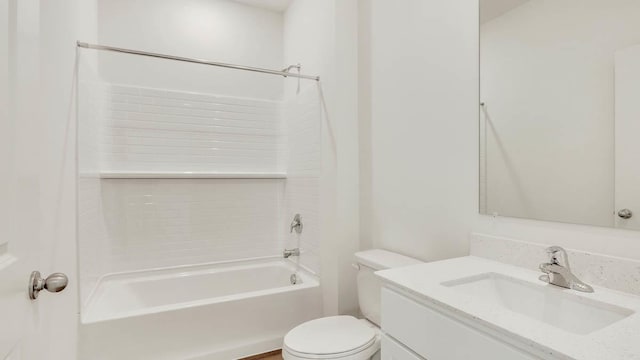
xmin=76 ymin=41 xmax=323 ymax=359
xmin=79 ymin=258 xmax=320 ymax=359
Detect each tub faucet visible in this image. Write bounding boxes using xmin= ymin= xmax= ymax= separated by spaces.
xmin=283 ymin=248 xmax=300 ymax=259
xmin=539 ymin=246 xmax=594 ymax=293
xmin=290 ymin=214 xmax=303 ymax=234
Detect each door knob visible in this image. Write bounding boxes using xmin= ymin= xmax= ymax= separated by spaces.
xmin=618 ymin=209 xmax=633 ymax=219
xmin=29 ymin=271 xmax=68 ymax=300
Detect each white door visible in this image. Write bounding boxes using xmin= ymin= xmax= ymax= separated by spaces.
xmin=0 ymin=0 xmax=41 ymax=358
xmin=1 ymin=1 xmax=74 ymax=358
xmin=615 ymin=44 xmax=640 ymax=229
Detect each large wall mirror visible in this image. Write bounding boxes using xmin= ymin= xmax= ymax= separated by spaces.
xmin=479 ymin=0 xmax=640 ymax=230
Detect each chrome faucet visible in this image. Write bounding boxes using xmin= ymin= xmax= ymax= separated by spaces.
xmin=539 ymin=246 xmax=594 ymax=293
xmin=290 ymin=214 xmax=303 ymax=234
xmin=283 ymin=248 xmax=300 ymax=259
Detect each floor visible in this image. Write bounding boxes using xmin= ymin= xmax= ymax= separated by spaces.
xmin=259 ymin=354 xmax=283 ymax=360
xmin=240 ymin=350 xmax=283 ymax=360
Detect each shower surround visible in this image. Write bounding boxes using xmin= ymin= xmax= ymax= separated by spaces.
xmin=77 ymin=80 xmax=322 ymax=358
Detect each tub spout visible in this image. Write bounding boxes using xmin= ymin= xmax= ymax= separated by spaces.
xmin=283 ymin=248 xmax=300 ymax=259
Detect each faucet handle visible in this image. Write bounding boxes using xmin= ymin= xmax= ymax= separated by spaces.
xmin=545 ymin=246 xmax=570 ymax=269
xmin=290 ymin=214 xmax=303 ymax=234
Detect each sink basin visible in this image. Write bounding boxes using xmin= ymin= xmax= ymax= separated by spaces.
xmin=442 ymin=272 xmax=634 ymax=334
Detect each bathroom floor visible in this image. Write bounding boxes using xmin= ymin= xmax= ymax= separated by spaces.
xmin=260 ymin=355 xmax=283 ymax=360
xmin=241 ymin=350 xmax=283 ymax=360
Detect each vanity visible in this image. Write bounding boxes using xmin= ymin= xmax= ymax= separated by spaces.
xmin=376 ymin=256 xmax=640 ymax=360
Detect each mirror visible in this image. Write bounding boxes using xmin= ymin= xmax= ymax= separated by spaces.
xmin=479 ymin=0 xmax=640 ymax=229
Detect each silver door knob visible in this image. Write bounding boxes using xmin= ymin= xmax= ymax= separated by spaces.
xmin=618 ymin=209 xmax=633 ymax=219
xmin=29 ymin=271 xmax=68 ymax=300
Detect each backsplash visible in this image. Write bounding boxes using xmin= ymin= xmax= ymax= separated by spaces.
xmin=471 ymin=233 xmax=640 ymax=295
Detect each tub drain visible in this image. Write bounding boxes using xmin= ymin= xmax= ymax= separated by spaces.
xmin=290 ymin=273 xmax=298 ymax=284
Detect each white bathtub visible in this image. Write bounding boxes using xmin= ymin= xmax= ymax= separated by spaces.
xmin=78 ymin=258 xmax=322 ymax=360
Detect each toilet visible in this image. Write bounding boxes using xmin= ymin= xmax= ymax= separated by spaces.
xmin=282 ymin=249 xmax=422 ymax=360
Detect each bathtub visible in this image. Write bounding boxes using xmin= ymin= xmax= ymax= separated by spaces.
xmin=78 ymin=258 xmax=322 ymax=360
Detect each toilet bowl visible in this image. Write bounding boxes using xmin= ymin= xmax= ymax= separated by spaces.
xmin=282 ymin=250 xmax=422 ymax=360
xmin=283 ymin=316 xmax=379 ymax=360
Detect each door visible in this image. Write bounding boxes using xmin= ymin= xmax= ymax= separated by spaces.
xmin=0 ymin=0 xmax=76 ymax=358
xmin=0 ymin=0 xmax=42 ymax=358
xmin=615 ymin=44 xmax=640 ymax=229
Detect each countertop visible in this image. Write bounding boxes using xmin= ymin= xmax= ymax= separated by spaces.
xmin=376 ymin=256 xmax=640 ymax=360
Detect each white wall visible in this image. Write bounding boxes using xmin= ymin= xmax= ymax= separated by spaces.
xmin=95 ymin=0 xmax=284 ymax=99
xmin=333 ymin=0 xmax=361 ymax=316
xmin=358 ymin=0 xmax=373 ymax=251
xmin=360 ymin=0 xmax=477 ymax=263
xmin=284 ymin=0 xmax=360 ymax=316
xmin=481 ymin=0 xmax=640 ymax=227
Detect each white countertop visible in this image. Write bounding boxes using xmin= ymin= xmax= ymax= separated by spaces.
xmin=376 ymin=256 xmax=640 ymax=360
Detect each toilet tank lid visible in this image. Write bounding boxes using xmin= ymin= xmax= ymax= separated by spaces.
xmin=354 ymin=249 xmax=422 ymax=270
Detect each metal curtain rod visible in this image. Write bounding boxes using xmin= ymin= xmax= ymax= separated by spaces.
xmin=76 ymin=41 xmax=320 ymax=81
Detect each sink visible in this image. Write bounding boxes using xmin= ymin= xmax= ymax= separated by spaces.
xmin=442 ymin=272 xmax=634 ymax=334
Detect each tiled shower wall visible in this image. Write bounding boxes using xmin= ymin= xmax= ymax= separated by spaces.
xmin=99 ymin=178 xmax=284 ymax=272
xmin=78 ymin=82 xmax=109 ymax=305
xmin=78 ymin=82 xmax=321 ymax=307
xmin=103 ymin=85 xmax=285 ymax=173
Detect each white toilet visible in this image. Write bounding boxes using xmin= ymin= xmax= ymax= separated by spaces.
xmin=282 ymin=249 xmax=422 ymax=360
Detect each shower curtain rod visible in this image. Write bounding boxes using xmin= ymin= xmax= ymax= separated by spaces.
xmin=77 ymin=41 xmax=320 ymax=81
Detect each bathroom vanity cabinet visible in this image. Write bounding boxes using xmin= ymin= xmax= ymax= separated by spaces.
xmin=380 ymin=287 xmax=539 ymax=360
xmin=376 ymin=257 xmax=640 ymax=360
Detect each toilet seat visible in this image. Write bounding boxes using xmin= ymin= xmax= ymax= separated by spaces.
xmin=283 ymin=316 xmax=380 ymax=360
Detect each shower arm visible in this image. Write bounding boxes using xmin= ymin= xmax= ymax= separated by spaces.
xmin=282 ymin=64 xmax=301 ymax=76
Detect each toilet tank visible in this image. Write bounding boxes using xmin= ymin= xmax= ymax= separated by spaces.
xmin=355 ymin=249 xmax=422 ymax=326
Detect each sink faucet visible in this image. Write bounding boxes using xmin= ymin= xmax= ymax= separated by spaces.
xmin=290 ymin=214 xmax=303 ymax=234
xmin=539 ymin=246 xmax=594 ymax=293
xmin=283 ymin=248 xmax=300 ymax=259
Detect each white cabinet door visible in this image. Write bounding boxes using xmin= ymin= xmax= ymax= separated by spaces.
xmin=0 ymin=1 xmax=45 ymax=358
xmin=382 ymin=288 xmax=540 ymax=360
xmin=615 ymin=44 xmax=640 ymax=229
xmin=381 ymin=335 xmax=424 ymax=360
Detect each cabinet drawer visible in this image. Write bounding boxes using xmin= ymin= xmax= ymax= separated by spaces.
xmin=381 ymin=287 xmax=538 ymax=360
xmin=381 ymin=334 xmax=424 ymax=360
